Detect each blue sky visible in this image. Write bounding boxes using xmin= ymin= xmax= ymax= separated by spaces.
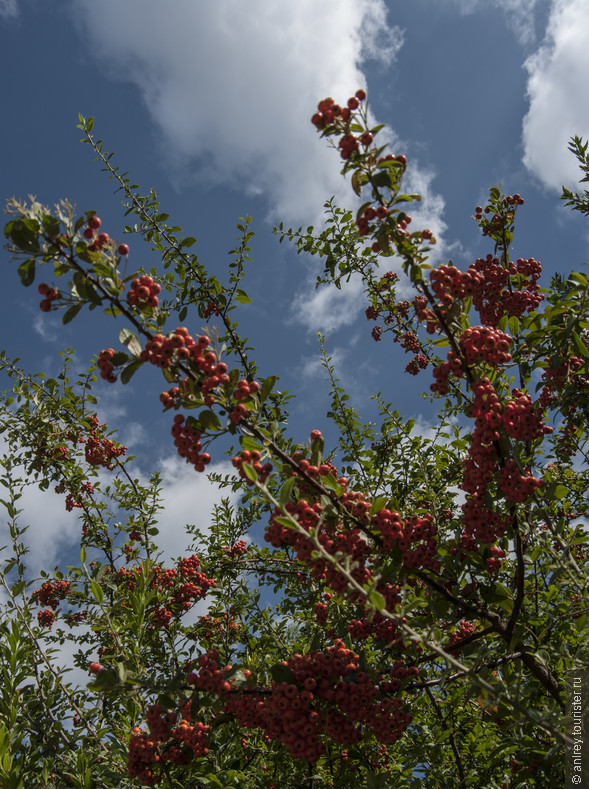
xmin=1 ymin=0 xmax=589 ymax=579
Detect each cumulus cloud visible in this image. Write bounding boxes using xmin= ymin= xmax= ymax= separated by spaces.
xmin=290 ymin=159 xmax=447 ymax=334
xmin=0 ymin=0 xmax=18 ymax=20
xmin=0 ymin=453 xmax=239 ymax=578
xmin=522 ymin=0 xmax=589 ymax=191
xmin=72 ymin=0 xmax=403 ymax=226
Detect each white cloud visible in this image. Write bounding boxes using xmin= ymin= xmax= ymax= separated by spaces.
xmin=150 ymin=456 xmax=239 ymax=563
xmin=289 ymin=159 xmax=447 ymax=334
xmin=0 ymin=453 xmax=239 ymax=577
xmin=0 ymin=0 xmax=18 ymax=20
xmin=72 ymin=0 xmax=403 ymax=226
xmin=522 ymin=0 xmax=589 ymax=191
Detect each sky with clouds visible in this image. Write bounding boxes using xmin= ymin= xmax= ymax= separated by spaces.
xmin=1 ymin=0 xmax=589 ymax=610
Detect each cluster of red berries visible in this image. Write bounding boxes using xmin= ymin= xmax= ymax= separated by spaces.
xmin=187 ymin=649 xmax=238 ymax=695
xmin=348 ymin=612 xmax=405 ymax=646
xmin=127 ymin=274 xmax=161 ymax=310
xmin=497 ymin=460 xmax=542 ymax=503
xmin=461 ymin=378 xmax=510 ymax=543
xmin=471 ymin=256 xmax=543 ymax=326
xmin=356 ymin=204 xmax=390 ymax=237
xmin=62 ymin=480 xmax=94 ymax=512
xmin=502 ymin=389 xmax=549 ymax=441
xmin=150 ymin=555 xmax=216 ymax=609
xmin=460 ymin=326 xmax=512 ymax=368
xmin=37 ymin=609 xmax=55 ymax=629
xmin=31 ymin=579 xmax=70 ymax=610
xmin=430 ymin=327 xmax=512 ymax=395
xmin=371 ymin=509 xmax=439 ymax=571
xmin=428 ymin=256 xmax=543 ymax=329
xmin=82 ymin=416 xmax=127 ymax=469
xmin=474 ymin=194 xmax=524 ymax=222
xmin=170 ymin=414 xmax=210 ymax=472
xmin=485 ymin=544 xmax=506 ymax=572
xmin=310 ymin=90 xmax=366 ymax=132
xmin=222 ymin=539 xmax=248 ymax=558
xmin=83 ymin=215 xmax=110 ymax=250
xmin=141 ymin=328 xmax=208 ymax=370
xmin=128 ymin=703 xmax=210 ymax=786
xmin=38 ymin=282 xmax=59 ymax=312
xmin=449 ymin=620 xmax=477 ymax=654
xmin=197 ymin=609 xmax=242 ymax=644
xmin=82 ymin=215 xmax=129 ymax=256
xmin=97 ymin=348 xmax=117 ymax=383
xmin=231 ymin=449 xmax=273 ymax=485
xmin=203 ymin=301 xmax=220 ymax=318
xmin=225 ymin=641 xmax=413 ymax=761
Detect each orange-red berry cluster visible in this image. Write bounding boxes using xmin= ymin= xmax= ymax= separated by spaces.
xmin=97 ymin=348 xmax=117 ymax=383
xmin=171 ymin=414 xmax=211 ymax=472
xmin=503 ymin=389 xmax=549 ymax=441
xmin=128 ymin=703 xmax=210 ymax=786
xmin=197 ymin=609 xmax=242 ymax=644
xmin=223 ymin=539 xmax=248 ymax=558
xmin=449 ymin=620 xmax=477 ymax=655
xmin=127 ymin=274 xmax=161 ymax=310
xmin=31 ymin=579 xmax=70 ymax=610
xmin=231 ymin=449 xmax=273 ymax=485
xmin=497 ymin=460 xmax=543 ymax=503
xmin=82 ymin=416 xmax=127 ymax=469
xmin=429 ymin=256 xmax=543 ymax=329
xmin=148 ymin=555 xmax=216 ymax=622
xmin=38 ymin=282 xmax=59 ymax=312
xmin=37 ymin=609 xmax=55 ymax=629
xmin=224 ymin=641 xmax=413 ymax=761
xmin=310 ymin=90 xmax=366 ymax=132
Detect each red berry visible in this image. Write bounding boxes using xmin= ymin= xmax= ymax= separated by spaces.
xmin=88 ymin=662 xmax=101 ymax=674
xmin=87 ymin=216 xmax=101 ymax=230
xmin=118 ymin=243 xmax=129 ymax=256
xmin=83 ymin=227 xmax=95 ymax=240
xmin=355 ymin=89 xmax=366 ymax=101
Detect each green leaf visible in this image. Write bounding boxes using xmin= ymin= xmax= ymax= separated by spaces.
xmin=90 ymin=580 xmax=104 ymax=604
xmin=10 ymin=219 xmax=40 ymax=253
xmin=270 ymin=663 xmax=295 ymax=684
xmin=369 ymin=590 xmax=386 ymax=611
xmin=198 ymin=410 xmax=222 ymax=431
xmin=351 ymin=170 xmax=367 ymax=197
xmin=240 ymin=435 xmax=263 ymax=453
xmin=242 ymin=463 xmax=258 ymax=482
xmin=62 ymin=303 xmax=83 ymax=325
xmin=553 ymin=485 xmax=569 ymax=500
xmin=279 ymin=477 xmax=296 ymax=506
xmin=17 ymin=258 xmax=36 ymax=287
xmin=260 ymin=375 xmax=278 ymax=402
xmin=119 ymin=328 xmax=142 ymax=357
xmin=369 ymin=496 xmax=388 ymax=516
xmin=572 ymin=330 xmax=589 ymax=358
xmin=120 ymin=359 xmax=143 ymax=385
xmin=80 ymin=545 xmax=87 ymax=563
xmin=235 ymin=289 xmax=251 ymax=304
